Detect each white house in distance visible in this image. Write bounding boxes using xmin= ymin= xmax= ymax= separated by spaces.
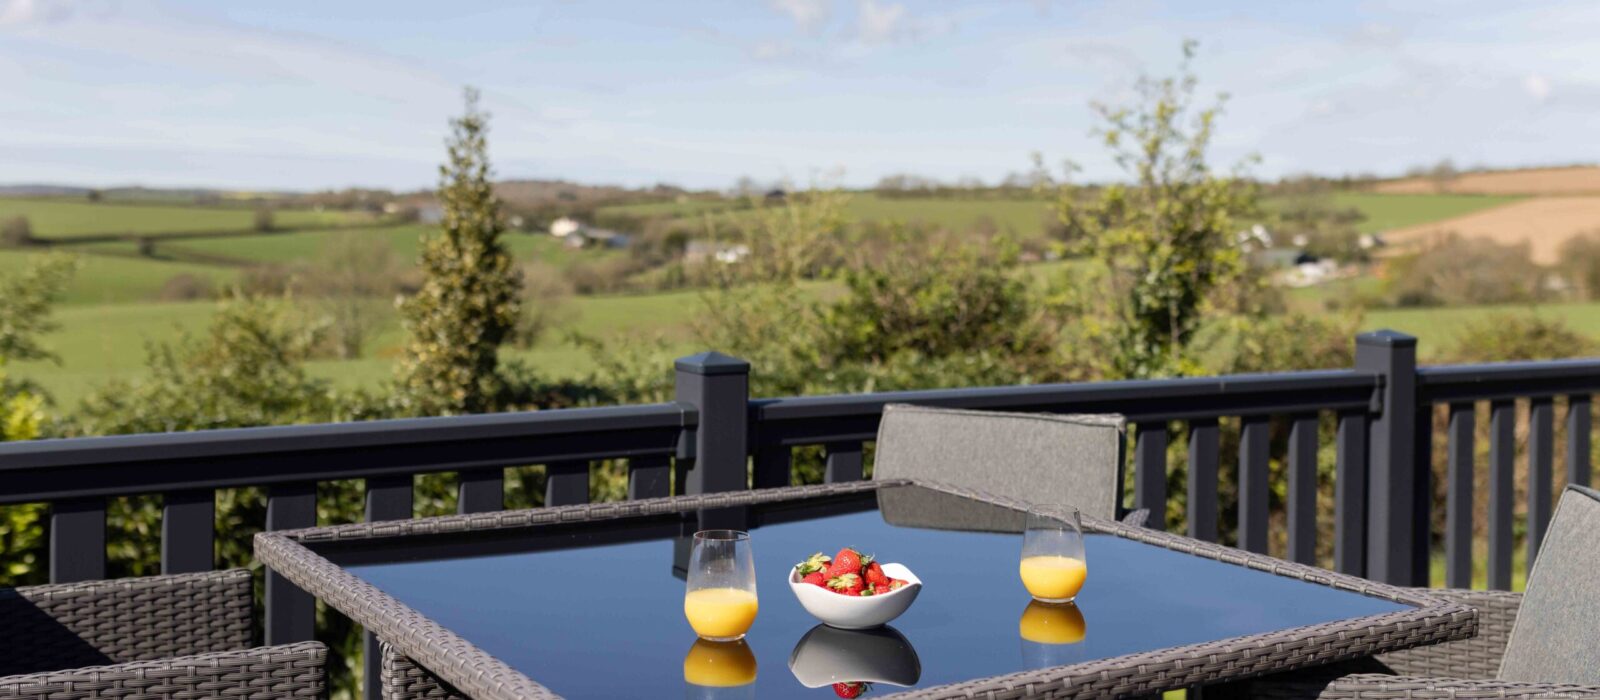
xmin=549 ymin=216 xmax=581 ymax=238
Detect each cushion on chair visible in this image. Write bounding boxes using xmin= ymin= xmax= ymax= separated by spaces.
xmin=871 ymin=404 xmax=1125 ymax=520
xmin=1497 ymin=484 xmax=1600 ymax=685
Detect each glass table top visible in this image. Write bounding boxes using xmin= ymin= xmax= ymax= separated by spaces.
xmin=330 ymin=486 xmax=1408 ymax=699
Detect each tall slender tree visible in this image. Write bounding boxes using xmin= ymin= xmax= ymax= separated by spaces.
xmin=395 ymin=87 xmax=522 ymax=415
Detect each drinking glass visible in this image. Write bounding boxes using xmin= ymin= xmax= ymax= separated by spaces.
xmin=1019 ymin=504 xmax=1087 ymax=603
xmin=684 ymin=530 xmax=758 ymax=641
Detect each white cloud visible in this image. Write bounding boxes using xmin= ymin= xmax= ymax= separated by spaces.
xmin=768 ymin=0 xmax=830 ymax=34
xmin=856 ymin=0 xmax=907 ymax=44
xmin=0 ymin=0 xmax=81 ymax=27
xmin=1524 ymin=73 xmax=1551 ymax=101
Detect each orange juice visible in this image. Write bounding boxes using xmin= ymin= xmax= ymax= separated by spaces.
xmin=684 ymin=587 xmax=759 ymax=640
xmin=1018 ymin=601 xmax=1086 ymax=644
xmin=683 ymin=639 xmax=758 ymax=687
xmin=1019 ymin=555 xmax=1087 ymax=601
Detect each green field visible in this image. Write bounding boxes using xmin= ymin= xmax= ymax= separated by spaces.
xmin=601 ymin=193 xmax=1057 ymax=238
xmin=0 ymin=198 xmax=368 ymax=238
xmin=150 ymin=225 xmax=604 ymax=269
xmin=1323 ymin=193 xmax=1521 ymax=233
xmin=0 ymin=190 xmax=1574 ymax=406
xmin=0 ymin=250 xmax=240 ymax=305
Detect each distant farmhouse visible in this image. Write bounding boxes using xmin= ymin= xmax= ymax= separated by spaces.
xmin=548 ymin=216 xmax=630 ymax=250
xmin=684 ymin=240 xmax=751 ymax=265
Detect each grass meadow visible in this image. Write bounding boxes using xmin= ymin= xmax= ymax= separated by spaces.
xmin=2 ymin=190 xmax=1574 ymax=406
xmin=0 ymin=197 xmax=369 ymax=238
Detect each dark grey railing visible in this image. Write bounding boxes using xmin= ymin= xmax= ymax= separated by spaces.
xmin=0 ymin=330 xmax=1595 ymax=696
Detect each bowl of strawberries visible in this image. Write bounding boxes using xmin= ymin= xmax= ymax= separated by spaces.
xmin=789 ymin=547 xmax=922 ymax=629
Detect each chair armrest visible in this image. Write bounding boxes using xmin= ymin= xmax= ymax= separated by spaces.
xmin=1120 ymin=508 xmax=1151 ymax=528
xmin=1323 ymin=673 xmax=1600 ymax=700
xmin=1373 ymin=588 xmax=1521 ymax=679
xmin=0 ymin=642 xmax=326 ymax=700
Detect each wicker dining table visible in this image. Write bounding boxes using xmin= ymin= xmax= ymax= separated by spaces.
xmin=255 ymin=480 xmax=1475 ymax=700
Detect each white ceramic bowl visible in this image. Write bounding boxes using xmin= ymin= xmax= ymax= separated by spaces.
xmin=788 ymin=562 xmax=922 ymax=629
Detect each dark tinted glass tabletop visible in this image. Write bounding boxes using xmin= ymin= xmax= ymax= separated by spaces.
xmin=330 ymin=486 xmax=1408 ymax=699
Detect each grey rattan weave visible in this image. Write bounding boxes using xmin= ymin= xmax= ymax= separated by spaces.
xmin=1245 ymin=588 xmax=1600 ymax=700
xmin=0 ymin=569 xmax=253 ymax=677
xmin=0 ymin=641 xmax=327 ymax=700
xmin=255 ymin=480 xmax=1475 ymax=700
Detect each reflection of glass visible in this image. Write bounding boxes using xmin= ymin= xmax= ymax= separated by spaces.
xmin=1018 ymin=601 xmax=1086 ymax=644
xmin=787 ymin=624 xmax=921 ymax=688
xmin=1019 ymin=600 xmax=1090 ymax=670
xmin=685 ymin=530 xmax=758 ymax=641
xmin=683 ymin=638 xmax=758 ymax=687
xmin=1020 ymin=504 xmax=1087 ymax=603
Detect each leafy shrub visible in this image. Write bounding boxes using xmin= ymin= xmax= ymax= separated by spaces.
xmin=158 ymin=273 xmax=215 ymax=301
xmin=1 ymin=217 xmax=35 ymax=248
xmin=1555 ymin=231 xmax=1600 ymax=301
xmin=1386 ymin=234 xmax=1549 ymax=307
xmin=1443 ymin=313 xmax=1595 ymax=363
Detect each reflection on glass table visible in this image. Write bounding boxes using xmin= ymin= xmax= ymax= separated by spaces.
xmin=788 ymin=624 xmax=921 ymax=689
xmin=1019 ymin=600 xmax=1090 ymax=670
xmin=685 ymin=638 xmax=757 ymax=700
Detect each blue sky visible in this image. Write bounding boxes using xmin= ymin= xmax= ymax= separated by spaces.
xmin=1 ymin=0 xmax=1595 ymax=191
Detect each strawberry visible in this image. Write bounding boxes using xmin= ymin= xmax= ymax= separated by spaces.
xmin=826 ymin=572 xmax=864 ymax=596
xmin=826 ymin=548 xmax=863 ymax=578
xmin=833 ymin=681 xmax=869 ymax=698
xmin=873 ymin=582 xmax=891 ymax=595
xmin=864 ymin=561 xmax=888 ymax=586
xmin=794 ymin=552 xmax=831 ymax=576
xmin=802 ymin=571 xmax=827 ymax=587
xmin=888 ymin=579 xmax=908 ymax=590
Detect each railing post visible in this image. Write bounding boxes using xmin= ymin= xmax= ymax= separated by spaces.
xmin=1356 ymin=330 xmax=1420 ymax=586
xmin=675 ymin=352 xmax=751 ymax=494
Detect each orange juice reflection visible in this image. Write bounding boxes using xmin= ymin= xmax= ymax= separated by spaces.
xmin=683 ymin=639 xmax=758 ymax=687
xmin=684 ymin=588 xmax=759 ymax=640
xmin=1019 ymin=555 xmax=1087 ymax=602
xmin=1018 ymin=600 xmax=1087 ymax=645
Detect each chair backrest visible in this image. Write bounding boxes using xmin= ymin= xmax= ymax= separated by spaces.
xmin=0 ymin=568 xmax=254 ymax=677
xmin=1497 ymin=484 xmax=1600 ymax=684
xmin=872 ymin=404 xmax=1126 ymax=520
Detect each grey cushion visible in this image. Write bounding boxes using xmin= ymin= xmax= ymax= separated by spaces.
xmin=1498 ymin=484 xmax=1600 ymax=684
xmin=872 ymin=404 xmax=1126 ymax=520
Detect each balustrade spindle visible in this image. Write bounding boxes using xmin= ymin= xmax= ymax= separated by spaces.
xmin=1487 ymin=400 xmax=1515 ymax=591
xmin=1286 ymin=413 xmax=1318 ymax=565
xmin=1187 ymin=419 xmax=1220 ymax=543
xmin=161 ymin=489 xmax=214 ymax=575
xmin=1134 ymin=422 xmax=1169 ymax=530
xmin=1445 ymin=403 xmax=1474 ymax=589
xmin=824 ymin=442 xmax=863 ymax=482
xmin=1335 ymin=410 xmax=1368 ymax=577
xmin=1238 ymin=416 xmax=1270 ymax=554
xmin=545 ymin=461 xmax=591 ymax=506
xmin=628 ymin=456 xmax=673 ymax=499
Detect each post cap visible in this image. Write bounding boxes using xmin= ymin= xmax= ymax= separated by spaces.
xmin=675 ymin=351 xmax=751 ymax=376
xmin=1356 ymin=329 xmax=1418 ymax=348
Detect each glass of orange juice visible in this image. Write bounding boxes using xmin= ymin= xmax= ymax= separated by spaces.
xmin=1019 ymin=504 xmax=1087 ymax=603
xmin=684 ymin=530 xmax=758 ymax=641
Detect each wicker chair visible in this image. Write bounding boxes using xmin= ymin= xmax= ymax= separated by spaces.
xmin=1248 ymin=484 xmax=1600 ymax=700
xmin=873 ymin=404 xmax=1150 ymax=526
xmin=0 ymin=569 xmax=327 ymax=700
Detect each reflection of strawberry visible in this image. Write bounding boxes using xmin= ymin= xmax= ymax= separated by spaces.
xmin=833 ymin=681 xmax=870 ymax=698
xmin=826 ymin=548 xmax=862 ymax=578
xmin=826 ymin=572 xmax=864 ymax=596
xmin=802 ymin=571 xmax=827 ymax=587
xmin=864 ymin=562 xmax=888 ymax=586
